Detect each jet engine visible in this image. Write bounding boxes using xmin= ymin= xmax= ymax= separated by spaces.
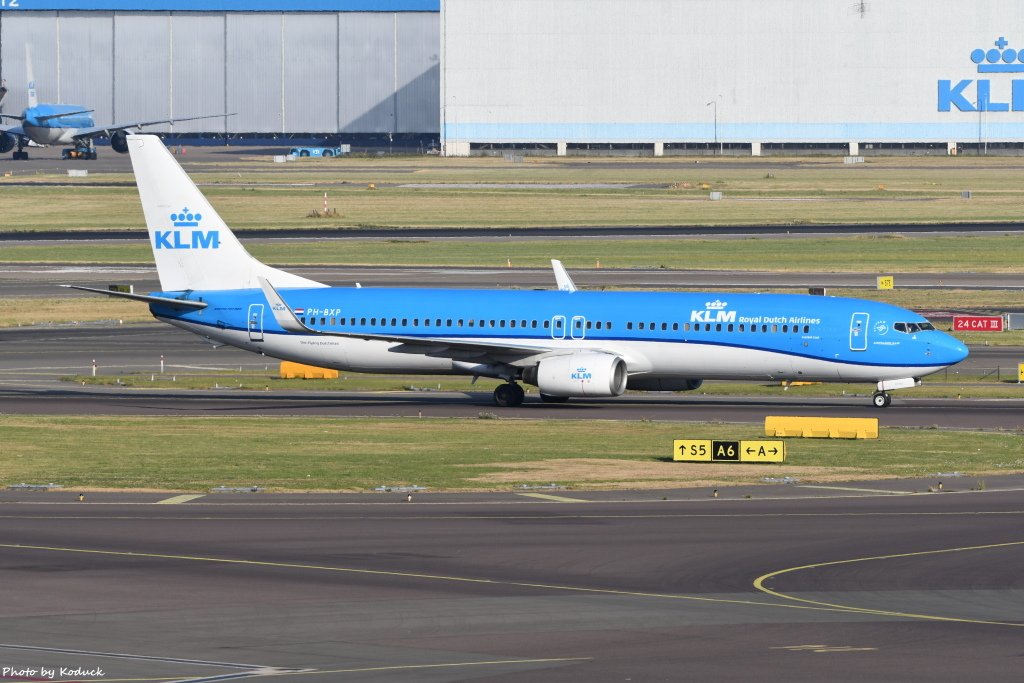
xmin=626 ymin=377 xmax=703 ymax=391
xmin=523 ymin=352 xmax=628 ymax=398
xmin=0 ymin=132 xmax=16 ymax=154
xmin=110 ymin=130 xmax=130 ymax=154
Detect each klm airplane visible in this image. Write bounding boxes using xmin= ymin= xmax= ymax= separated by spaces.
xmin=68 ymin=135 xmax=968 ymax=408
xmin=0 ymin=46 xmax=226 ymax=160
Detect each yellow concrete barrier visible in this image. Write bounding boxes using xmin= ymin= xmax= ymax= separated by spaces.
xmin=765 ymin=416 xmax=878 ymax=439
xmin=279 ymin=361 xmax=339 ymax=380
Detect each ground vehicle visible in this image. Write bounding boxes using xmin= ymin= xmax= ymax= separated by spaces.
xmin=288 ymin=145 xmax=350 ymax=158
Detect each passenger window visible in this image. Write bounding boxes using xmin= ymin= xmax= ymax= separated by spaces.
xmin=435 ymin=319 xmax=441 ymax=327
xmin=446 ymin=319 xmax=452 ymax=326
xmin=544 ymin=320 xmax=550 ymax=328
xmin=349 ymin=318 xmax=355 ymax=325
xmin=532 ymin=320 xmax=538 ymax=328
xmin=500 ymin=320 xmax=506 ymax=328
xmin=772 ymin=324 xmax=778 ymax=333
xmin=574 ymin=320 xmax=582 ymax=329
xmin=627 ymin=322 xmax=633 ymax=330
xmin=402 ymin=318 xmax=407 ymax=326
xmin=739 ymin=324 xmax=745 ymax=332
xmin=587 ymin=321 xmax=593 ymax=329
xmin=330 ymin=317 xmax=335 ymax=326
xmin=803 ymin=325 xmax=809 ymax=333
xmin=413 ymin=318 xmax=419 ymax=326
xmin=457 ymin=319 xmax=463 ymax=327
xmin=716 ymin=323 xmax=722 ymax=332
xmin=510 ymin=320 xmax=517 ymax=328
xmin=661 ymin=323 xmax=667 ymax=331
xmin=360 ymin=317 xmax=366 ymax=325
xmin=672 ymin=322 xmax=679 ymax=331
xmin=521 ymin=320 xmax=527 ymax=327
xmin=782 ymin=325 xmax=788 ymax=333
xmin=705 ymin=324 xmax=712 ymax=332
xmin=300 ymin=317 xmax=306 ymax=324
xmin=684 ymin=323 xmax=691 ymax=332
xmin=607 ymin=322 xmax=613 ymax=330
xmin=727 ymin=324 xmax=734 ymax=332
xmin=638 ymin=322 xmax=645 ymax=330
xmin=424 ymin=319 xmax=430 ymax=327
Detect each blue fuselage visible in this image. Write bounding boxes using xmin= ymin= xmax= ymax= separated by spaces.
xmin=149 ymin=287 xmax=968 ymax=382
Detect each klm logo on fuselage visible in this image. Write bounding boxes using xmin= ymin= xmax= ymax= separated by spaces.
xmin=690 ymin=299 xmax=736 ymax=324
xmin=571 ymin=367 xmax=592 ymax=381
xmin=154 ymin=207 xmax=220 ymax=250
xmin=939 ymin=36 xmax=1024 ymax=112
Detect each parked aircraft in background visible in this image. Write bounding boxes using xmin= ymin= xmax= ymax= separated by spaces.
xmin=67 ymin=134 xmax=968 ymax=408
xmin=0 ymin=46 xmax=228 ymax=160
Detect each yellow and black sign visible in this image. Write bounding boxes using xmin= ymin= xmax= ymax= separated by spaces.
xmin=876 ymin=275 xmax=894 ymax=290
xmin=673 ymin=439 xmax=785 ymax=463
xmin=1019 ymin=363 xmax=1024 ymax=383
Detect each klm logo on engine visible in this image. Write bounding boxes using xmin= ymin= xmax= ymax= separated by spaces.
xmin=154 ymin=207 xmax=220 ymax=250
xmin=570 ymin=367 xmax=592 ymax=381
xmin=938 ymin=36 xmax=1024 ymax=112
xmin=691 ymin=299 xmax=736 ymax=324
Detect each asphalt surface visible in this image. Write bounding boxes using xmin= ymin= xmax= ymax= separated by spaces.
xmin=4 ymin=264 xmax=1024 ymax=298
xmin=1 ymin=324 xmax=1022 ymax=428
xmin=1 ymin=487 xmax=1022 ymax=681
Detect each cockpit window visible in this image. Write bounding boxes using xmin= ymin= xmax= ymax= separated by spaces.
xmin=894 ymin=321 xmax=933 ymax=334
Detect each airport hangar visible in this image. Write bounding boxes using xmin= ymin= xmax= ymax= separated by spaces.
xmin=3 ymin=0 xmax=1024 ymax=155
xmin=0 ymin=0 xmax=441 ymax=146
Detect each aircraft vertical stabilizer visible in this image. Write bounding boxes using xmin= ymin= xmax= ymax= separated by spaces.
xmin=25 ymin=45 xmax=37 ymax=109
xmin=127 ymin=134 xmax=324 ymax=292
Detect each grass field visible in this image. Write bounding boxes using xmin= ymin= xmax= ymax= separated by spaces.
xmin=1 ymin=415 xmax=1020 ymax=491
xmin=5 ymin=155 xmax=1024 ymax=231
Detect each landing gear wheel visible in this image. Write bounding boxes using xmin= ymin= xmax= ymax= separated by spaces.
xmin=540 ymin=393 xmax=569 ymax=404
xmin=872 ymin=392 xmax=892 ymax=408
xmin=493 ymin=382 xmax=525 ymax=407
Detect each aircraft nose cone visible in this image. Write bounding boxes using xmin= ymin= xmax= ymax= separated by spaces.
xmin=937 ymin=336 xmax=969 ymax=365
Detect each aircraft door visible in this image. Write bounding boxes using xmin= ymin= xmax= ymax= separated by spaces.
xmin=551 ymin=315 xmax=566 ymax=340
xmin=849 ymin=312 xmax=869 ymax=351
xmin=571 ymin=315 xmax=586 ymax=340
xmin=248 ymin=303 xmax=264 ymax=342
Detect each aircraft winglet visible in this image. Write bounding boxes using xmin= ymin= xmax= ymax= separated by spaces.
xmin=258 ymin=277 xmax=308 ymax=333
xmin=551 ymin=259 xmax=577 ymax=292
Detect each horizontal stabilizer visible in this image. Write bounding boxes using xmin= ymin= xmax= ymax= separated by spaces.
xmin=61 ymin=285 xmax=207 ymax=310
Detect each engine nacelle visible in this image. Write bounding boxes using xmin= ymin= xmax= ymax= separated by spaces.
xmin=110 ymin=130 xmax=130 ymax=154
xmin=0 ymin=132 xmax=16 ymax=154
xmin=626 ymin=377 xmax=703 ymax=392
xmin=523 ymin=352 xmax=628 ymax=398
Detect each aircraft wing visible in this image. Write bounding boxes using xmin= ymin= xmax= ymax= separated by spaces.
xmin=258 ymin=277 xmax=556 ymax=365
xmin=72 ymin=113 xmax=233 ymax=140
xmin=0 ymin=123 xmax=26 ymax=137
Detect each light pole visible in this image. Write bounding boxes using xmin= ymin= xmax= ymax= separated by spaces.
xmin=706 ymin=99 xmax=720 ymax=155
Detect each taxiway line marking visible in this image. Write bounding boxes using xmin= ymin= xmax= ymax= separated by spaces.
xmin=753 ymin=540 xmax=1024 ymax=628
xmin=270 ymin=657 xmax=591 ymax=677
xmin=798 ymin=485 xmax=911 ymax=495
xmin=515 ymin=493 xmax=588 ymax=503
xmin=154 ymin=494 xmax=206 ymax=505
xmin=0 ymin=542 xmax=857 ymax=617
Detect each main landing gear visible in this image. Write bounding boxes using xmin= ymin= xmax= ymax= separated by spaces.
xmin=493 ymin=382 xmax=525 ymax=407
xmin=872 ymin=392 xmax=892 ymax=408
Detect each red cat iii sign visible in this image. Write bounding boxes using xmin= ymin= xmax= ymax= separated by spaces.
xmin=953 ymin=316 xmax=1004 ymax=332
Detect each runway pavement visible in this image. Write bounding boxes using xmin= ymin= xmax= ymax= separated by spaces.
xmin=4 ymin=263 xmax=1024 ymax=297
xmin=0 ymin=487 xmax=1022 ymax=681
xmin=1 ymin=324 xmax=1022 ymax=427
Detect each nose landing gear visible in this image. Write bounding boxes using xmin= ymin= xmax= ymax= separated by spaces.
xmin=493 ymin=382 xmax=525 ymax=407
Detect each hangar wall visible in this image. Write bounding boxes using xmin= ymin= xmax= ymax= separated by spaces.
xmin=440 ymin=0 xmax=1024 ymax=154
xmin=0 ymin=4 xmax=440 ymax=135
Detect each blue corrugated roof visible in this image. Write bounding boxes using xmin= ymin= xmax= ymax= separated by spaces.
xmin=1 ymin=1 xmax=438 ymax=10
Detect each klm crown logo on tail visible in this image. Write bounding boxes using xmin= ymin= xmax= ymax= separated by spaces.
xmin=154 ymin=207 xmax=220 ymax=250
